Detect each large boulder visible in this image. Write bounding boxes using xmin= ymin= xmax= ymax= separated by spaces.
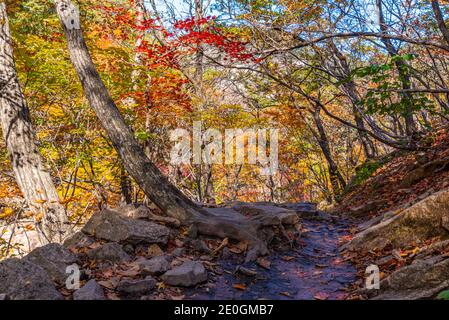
xmin=370 ymin=256 xmax=449 ymax=300
xmin=345 ymin=188 xmax=449 ymax=252
xmin=82 ymin=209 xmax=170 ymax=245
xmin=87 ymin=242 xmax=130 ymax=263
xmin=0 ymin=258 xmax=63 ymax=300
xmin=23 ymin=243 xmax=78 ymax=285
xmin=161 ymin=261 xmax=207 ymax=287
xmin=73 ymin=279 xmax=106 ymax=300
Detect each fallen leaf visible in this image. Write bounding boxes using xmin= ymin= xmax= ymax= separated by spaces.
xmin=98 ymin=278 xmax=119 ymax=290
xmin=282 ymin=256 xmax=295 ymax=261
xmin=257 ymin=258 xmax=271 ymax=270
xmin=314 ymin=292 xmax=329 ymax=300
xmin=148 ymin=244 xmax=164 ymax=257
xmin=233 ymin=283 xmax=247 ymax=291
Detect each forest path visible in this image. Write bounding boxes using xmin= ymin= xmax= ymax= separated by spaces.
xmin=185 ymin=212 xmax=357 ymax=300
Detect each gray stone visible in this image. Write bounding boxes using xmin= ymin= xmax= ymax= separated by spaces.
xmin=23 ymin=243 xmax=78 ymax=284
xmin=171 ymin=247 xmax=185 ymax=257
xmin=139 ymin=256 xmax=170 ymax=275
xmin=82 ymin=209 xmax=169 ymax=244
xmin=115 ymin=204 xmax=150 ymax=220
xmin=87 ymin=242 xmax=130 ymax=263
xmin=346 ymin=188 xmax=449 ymax=252
xmin=0 ymin=258 xmax=63 ymax=300
xmin=73 ymin=279 xmax=105 ymax=300
xmin=221 ymin=247 xmax=232 ymax=259
xmin=191 ymin=239 xmax=211 ymax=254
xmin=161 ymin=261 xmax=208 ymax=287
xmin=117 ymin=276 xmax=156 ymax=295
xmin=63 ymin=231 xmax=95 ymax=249
xmin=370 ymin=257 xmax=449 ymax=300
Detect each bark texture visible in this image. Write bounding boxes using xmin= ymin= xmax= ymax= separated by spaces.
xmin=54 ymin=0 xmax=298 ymax=261
xmin=0 ymin=2 xmax=68 ymax=243
xmin=54 ymin=0 xmax=200 ymax=222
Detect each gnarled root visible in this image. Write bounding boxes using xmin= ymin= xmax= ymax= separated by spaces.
xmin=188 ymin=203 xmax=300 ymax=262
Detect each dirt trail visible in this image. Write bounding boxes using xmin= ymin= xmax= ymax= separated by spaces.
xmin=186 ymin=212 xmax=357 ymax=300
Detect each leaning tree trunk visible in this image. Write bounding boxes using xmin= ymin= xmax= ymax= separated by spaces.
xmin=431 ymin=0 xmax=449 ymax=46
xmin=54 ymin=0 xmax=199 ymax=222
xmin=0 ymin=2 xmax=69 ymax=243
xmin=54 ymin=0 xmax=297 ymax=262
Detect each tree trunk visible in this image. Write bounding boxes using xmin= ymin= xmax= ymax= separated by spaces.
xmin=54 ymin=0 xmax=199 ymax=222
xmin=0 ymin=3 xmax=69 ymax=243
xmin=312 ymin=107 xmax=346 ymax=196
xmin=432 ymin=0 xmax=449 ymax=46
xmin=327 ymin=39 xmax=377 ymax=158
xmin=54 ymin=0 xmax=298 ymax=262
xmin=376 ymin=0 xmax=416 ymax=137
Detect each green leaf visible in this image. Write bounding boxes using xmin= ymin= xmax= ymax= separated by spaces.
xmin=437 ymin=290 xmax=449 ymax=300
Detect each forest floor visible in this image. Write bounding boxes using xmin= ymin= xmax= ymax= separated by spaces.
xmin=3 ymin=129 xmax=449 ymax=300
xmin=185 ymin=214 xmax=356 ymax=300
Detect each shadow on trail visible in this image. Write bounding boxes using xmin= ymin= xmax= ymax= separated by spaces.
xmin=186 ymin=211 xmax=356 ymax=300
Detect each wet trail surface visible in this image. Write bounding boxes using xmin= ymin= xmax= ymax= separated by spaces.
xmin=186 ymin=216 xmax=357 ymax=300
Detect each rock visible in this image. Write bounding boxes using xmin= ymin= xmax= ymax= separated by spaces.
xmin=0 ymin=258 xmax=63 ymax=300
xmin=414 ymin=240 xmax=449 ymax=260
xmin=82 ymin=209 xmax=170 ymax=245
xmin=345 ymin=188 xmax=449 ymax=252
xmin=114 ymin=204 xmax=181 ymax=227
xmin=23 ymin=243 xmax=78 ymax=285
xmin=348 ymin=200 xmax=386 ymax=218
xmin=370 ymin=257 xmax=449 ymax=300
xmin=400 ymin=157 xmax=449 ymax=188
xmin=87 ymin=242 xmax=130 ymax=263
xmin=147 ymin=244 xmax=164 ymax=257
xmin=280 ymin=202 xmax=317 ymax=213
xmin=117 ymin=276 xmax=156 ymax=295
xmin=161 ymin=261 xmax=208 ymax=287
xmin=73 ymin=279 xmax=106 ymax=300
xmin=123 ymin=244 xmax=135 ymax=254
xmin=139 ymin=256 xmax=170 ymax=275
xmin=171 ymin=247 xmax=185 ymax=258
xmin=115 ymin=204 xmax=150 ymax=219
xmin=236 ymin=266 xmax=257 ymax=277
xmin=63 ymin=231 xmax=95 ymax=249
xmin=0 ymin=293 xmax=8 ymax=300
xmin=221 ymin=247 xmax=232 ymax=259
xmin=190 ymin=239 xmax=211 ymax=254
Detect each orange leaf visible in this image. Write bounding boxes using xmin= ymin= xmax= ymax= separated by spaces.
xmin=233 ymin=283 xmax=247 ymax=291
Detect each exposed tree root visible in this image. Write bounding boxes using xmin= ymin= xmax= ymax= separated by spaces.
xmin=188 ymin=203 xmax=300 ymax=262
